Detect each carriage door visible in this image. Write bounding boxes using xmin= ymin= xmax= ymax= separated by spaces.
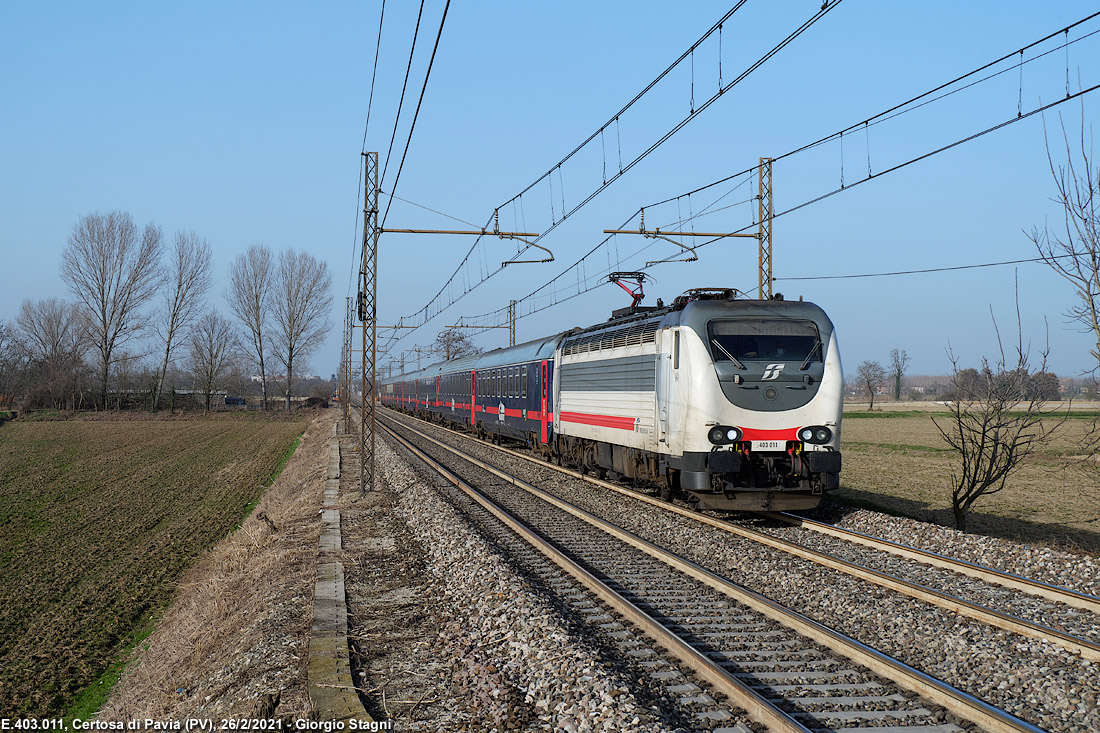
xmin=540 ymin=360 xmax=549 ymax=445
xmin=470 ymin=371 xmax=476 ymax=427
xmin=657 ymin=329 xmax=673 ymax=443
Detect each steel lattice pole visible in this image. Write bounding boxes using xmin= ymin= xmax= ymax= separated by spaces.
xmin=343 ymin=296 xmax=351 ymax=433
xmin=757 ymin=157 xmax=774 ymax=300
xmin=359 ymin=152 xmax=379 ymax=493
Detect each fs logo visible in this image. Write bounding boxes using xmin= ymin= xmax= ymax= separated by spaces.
xmin=761 ymin=363 xmax=786 ymax=380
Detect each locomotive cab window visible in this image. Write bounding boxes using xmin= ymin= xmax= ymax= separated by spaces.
xmin=707 ymin=319 xmax=821 ymax=364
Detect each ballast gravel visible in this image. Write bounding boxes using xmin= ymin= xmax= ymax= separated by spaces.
xmin=386 ymin=412 xmax=1099 ymax=733
xmin=819 ymin=505 xmax=1100 ymax=596
xmin=374 ymin=435 xmax=675 ymax=732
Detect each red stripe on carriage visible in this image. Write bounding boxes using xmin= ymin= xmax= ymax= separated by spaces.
xmin=560 ymin=411 xmax=637 ymax=431
xmin=739 ymin=427 xmax=799 ymax=441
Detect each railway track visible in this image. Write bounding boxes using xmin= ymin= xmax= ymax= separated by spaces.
xmin=380 ymin=407 xmax=1100 ymax=664
xmin=377 ymin=409 xmax=1046 ymax=732
xmin=761 ymin=511 xmax=1100 ymax=614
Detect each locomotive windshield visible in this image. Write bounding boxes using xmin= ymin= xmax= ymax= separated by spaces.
xmin=707 ymin=319 xmax=821 ymax=364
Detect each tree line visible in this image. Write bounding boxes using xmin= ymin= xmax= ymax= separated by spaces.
xmin=854 ymin=348 xmax=1061 ymax=411
xmin=0 ymin=211 xmax=332 ymax=413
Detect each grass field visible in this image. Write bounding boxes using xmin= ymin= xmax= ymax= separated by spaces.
xmin=0 ymin=412 xmax=308 ymax=717
xmin=838 ymin=404 xmax=1100 ymax=554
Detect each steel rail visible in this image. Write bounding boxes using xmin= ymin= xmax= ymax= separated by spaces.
xmin=383 ymin=413 xmax=1044 ymax=733
xmin=382 ymin=408 xmax=1099 ymax=662
xmin=765 ymin=512 xmax=1100 ymax=614
xmin=377 ymin=419 xmax=811 ymax=733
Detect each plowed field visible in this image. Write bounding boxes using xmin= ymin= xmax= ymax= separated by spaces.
xmin=0 ymin=414 xmax=308 ymax=717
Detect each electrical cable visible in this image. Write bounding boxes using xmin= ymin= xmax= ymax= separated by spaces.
xmin=651 ymin=11 xmax=1100 ymax=209
xmin=380 ymin=0 xmax=452 ymax=230
xmin=349 ymin=0 xmax=387 ymax=298
xmin=387 ymin=1 xmax=842 ymax=341
xmin=443 ymin=67 xmax=1100 ymax=339
xmin=775 ymin=254 xmax=1077 ymax=281
xmin=380 ymin=0 xmax=426 ymax=192
xmin=383 ymin=190 xmax=481 ymax=229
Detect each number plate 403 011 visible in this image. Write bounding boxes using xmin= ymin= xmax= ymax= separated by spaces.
xmin=751 ymin=440 xmax=784 ymax=451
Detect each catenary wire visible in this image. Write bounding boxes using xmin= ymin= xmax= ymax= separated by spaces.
xmin=775 ymin=254 xmax=1077 ymax=281
xmin=649 ymin=11 xmax=1100 ymax=209
xmin=387 ymin=2 xmax=843 ymax=341
xmin=379 ymin=0 xmax=426 ymax=193
xmin=380 ymin=0 xmax=452 ymax=231
xmin=446 ymin=67 xmax=1100 ymax=336
xmin=349 ymin=0 xmax=388 ymax=299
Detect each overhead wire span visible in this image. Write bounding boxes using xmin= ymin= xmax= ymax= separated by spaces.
xmin=776 ymin=254 xmax=1078 ymax=281
xmin=381 ymin=0 xmax=452 ymax=230
xmin=651 ymin=11 xmax=1100 ymax=208
xmin=349 ymin=0 xmax=387 ymax=299
xmin=382 ymin=190 xmax=482 ymax=229
xmin=387 ymin=2 xmax=843 ymax=344
xmin=438 ymin=14 xmax=1100 ymax=340
xmin=379 ymin=0 xmax=427 ymax=193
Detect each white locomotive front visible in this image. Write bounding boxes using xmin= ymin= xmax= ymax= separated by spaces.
xmin=553 ymin=289 xmax=843 ymax=511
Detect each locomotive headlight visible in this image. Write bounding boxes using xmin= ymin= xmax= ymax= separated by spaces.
xmin=708 ymin=425 xmax=741 ymax=445
xmin=798 ymin=426 xmax=833 ymax=444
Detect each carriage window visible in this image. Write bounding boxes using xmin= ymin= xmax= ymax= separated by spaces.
xmin=674 ymin=331 xmax=680 ymax=370
xmin=522 ymin=366 xmax=528 ymax=398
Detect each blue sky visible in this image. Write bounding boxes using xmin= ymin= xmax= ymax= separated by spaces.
xmin=3 ymin=1 xmax=1100 ymax=380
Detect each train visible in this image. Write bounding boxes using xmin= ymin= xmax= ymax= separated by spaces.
xmin=379 ymin=287 xmax=843 ymax=511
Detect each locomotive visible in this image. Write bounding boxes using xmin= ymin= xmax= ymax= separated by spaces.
xmin=380 ymin=288 xmax=843 ymax=511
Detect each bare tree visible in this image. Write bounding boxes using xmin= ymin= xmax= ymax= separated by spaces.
xmin=934 ymin=315 xmax=1063 ymax=532
xmin=271 ymin=249 xmax=333 ymax=410
xmin=228 ymin=245 xmax=274 ymax=409
xmin=1029 ymin=109 xmax=1100 ymax=485
xmin=856 ymin=360 xmax=886 ymax=411
xmin=154 ymin=231 xmax=213 ymax=410
xmin=16 ymin=298 xmax=87 ymax=409
xmin=433 ymin=328 xmax=482 ymax=360
xmin=1029 ymin=109 xmax=1100 ymax=369
xmin=0 ymin=320 xmax=29 ymax=411
xmin=60 ymin=211 xmax=163 ymax=408
xmin=188 ymin=311 xmax=236 ymax=413
xmin=889 ymin=348 xmax=910 ymax=401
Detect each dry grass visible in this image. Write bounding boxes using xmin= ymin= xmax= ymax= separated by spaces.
xmin=98 ymin=413 xmax=330 ymax=720
xmin=838 ymin=409 xmax=1100 ymax=554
